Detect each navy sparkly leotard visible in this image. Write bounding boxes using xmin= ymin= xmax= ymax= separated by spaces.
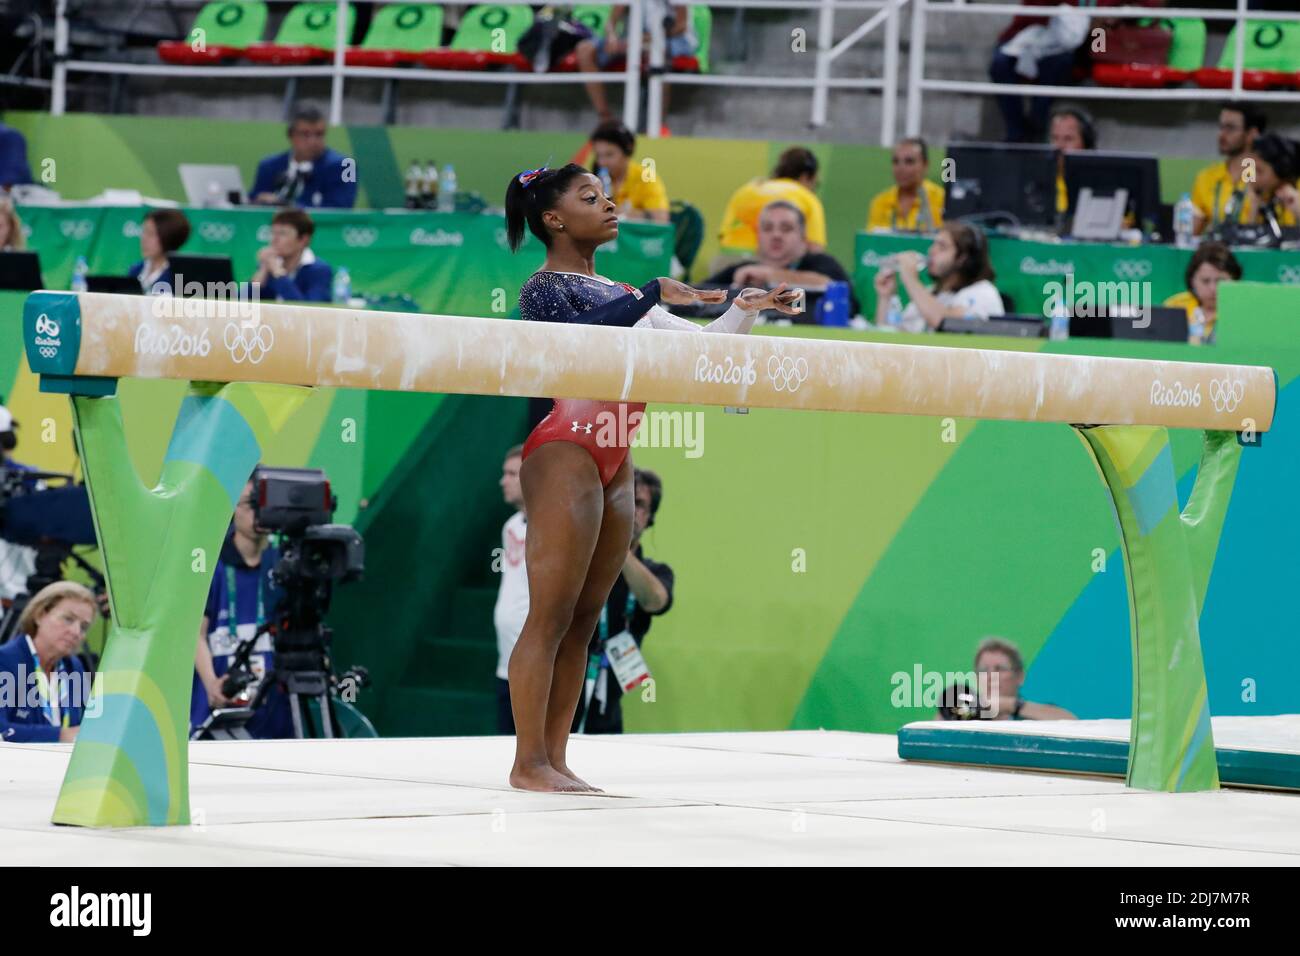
xmin=519 ymin=271 xmax=661 ymax=485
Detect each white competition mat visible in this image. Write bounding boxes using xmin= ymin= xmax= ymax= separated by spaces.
xmin=3 ymin=731 xmax=1298 ymax=866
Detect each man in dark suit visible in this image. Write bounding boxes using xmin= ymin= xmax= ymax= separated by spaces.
xmin=249 ymin=105 xmax=357 ymax=209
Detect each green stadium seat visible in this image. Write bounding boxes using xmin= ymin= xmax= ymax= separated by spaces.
xmin=346 ymin=3 xmax=444 ymax=67
xmin=550 ymin=4 xmax=711 ymax=74
xmin=421 ymin=5 xmax=534 ymax=71
xmin=243 ymin=2 xmax=357 ymax=65
xmin=157 ymin=1 xmax=269 ymax=65
xmin=1192 ymin=20 xmax=1300 ymax=90
xmin=1092 ymin=18 xmax=1206 ymax=88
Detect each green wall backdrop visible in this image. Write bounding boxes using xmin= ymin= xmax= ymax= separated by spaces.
xmin=1 ymin=111 xmax=1291 ymax=737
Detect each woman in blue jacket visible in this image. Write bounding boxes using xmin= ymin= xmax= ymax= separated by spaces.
xmin=0 ymin=581 xmax=98 ymax=743
xmin=127 ymin=208 xmax=191 ymax=295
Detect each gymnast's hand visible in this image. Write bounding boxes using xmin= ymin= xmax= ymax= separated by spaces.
xmin=657 ymin=277 xmax=728 ymax=306
xmin=735 ymin=283 xmax=803 ymax=315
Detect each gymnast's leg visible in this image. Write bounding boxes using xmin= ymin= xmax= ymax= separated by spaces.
xmin=508 ymin=442 xmax=605 ymax=792
xmin=544 ymin=455 xmax=635 ymax=790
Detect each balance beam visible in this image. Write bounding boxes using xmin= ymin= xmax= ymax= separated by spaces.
xmin=16 ymin=291 xmax=1279 ymax=825
xmin=23 ymin=291 xmax=1276 ymax=431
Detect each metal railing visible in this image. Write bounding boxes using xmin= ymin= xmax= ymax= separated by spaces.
xmin=45 ymin=0 xmax=1300 ymax=144
xmin=906 ymin=1 xmax=1300 ymax=137
xmin=50 ymin=0 xmax=912 ymax=144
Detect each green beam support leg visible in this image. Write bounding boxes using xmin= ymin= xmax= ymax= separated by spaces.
xmin=52 ymin=380 xmax=310 ymax=827
xmin=1075 ymin=426 xmax=1242 ymax=793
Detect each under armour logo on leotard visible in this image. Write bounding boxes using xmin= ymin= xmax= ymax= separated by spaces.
xmin=571 ymin=421 xmax=593 ymax=434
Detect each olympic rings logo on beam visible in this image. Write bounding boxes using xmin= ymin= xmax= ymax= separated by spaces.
xmin=1112 ymin=260 xmax=1152 ymax=280
xmin=223 ymin=322 xmax=274 ymax=364
xmin=1209 ymin=378 xmax=1244 ymax=414
xmin=767 ymin=356 xmax=809 ymax=393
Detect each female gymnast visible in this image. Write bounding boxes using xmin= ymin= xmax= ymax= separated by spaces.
xmin=504 ymin=162 xmax=802 ymax=792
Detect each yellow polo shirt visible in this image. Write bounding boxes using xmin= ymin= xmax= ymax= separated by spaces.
xmin=614 ymin=161 xmax=670 ymax=214
xmin=1191 ymin=163 xmax=1236 ymax=227
xmin=866 ymin=180 xmax=945 ymax=232
xmin=719 ymin=177 xmax=827 ymax=251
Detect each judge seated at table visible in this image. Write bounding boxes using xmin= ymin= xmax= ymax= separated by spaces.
xmin=249 ymin=105 xmax=357 ymax=210
xmin=251 ymin=209 xmax=333 ymax=303
xmin=702 ymin=200 xmax=858 ymax=321
xmin=866 ymin=138 xmax=945 ymax=233
xmin=128 ymin=208 xmax=191 ymax=295
xmin=873 ymin=222 xmax=1003 ymax=333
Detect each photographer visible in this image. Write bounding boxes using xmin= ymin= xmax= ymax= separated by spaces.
xmin=572 ymin=468 xmax=675 ymax=735
xmin=0 ymin=581 xmax=96 ymax=742
xmin=190 ymin=479 xmax=292 ymax=739
xmin=0 ymin=402 xmax=38 ymax=601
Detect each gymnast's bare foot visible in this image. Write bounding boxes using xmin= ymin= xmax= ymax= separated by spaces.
xmin=554 ymin=764 xmax=603 ymax=793
xmin=510 ymin=763 xmax=592 ymax=792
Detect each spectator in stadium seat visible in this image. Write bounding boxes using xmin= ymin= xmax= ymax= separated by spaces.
xmin=866 ymin=137 xmax=944 ymax=233
xmin=1192 ymin=104 xmax=1266 ymax=234
xmin=251 ymin=208 xmax=333 ymax=303
xmin=128 ymin=208 xmax=191 ymax=295
xmin=0 ymin=196 xmax=26 ymax=251
xmin=590 ymin=121 xmax=669 ymax=224
xmin=570 ymin=468 xmax=674 ymax=735
xmin=718 ymin=147 xmax=827 ymax=255
xmin=970 ymin=637 xmax=1075 ymax=721
xmin=494 ymin=444 xmax=528 ymax=736
xmin=0 ymin=120 xmax=33 ymax=190
xmin=574 ymin=2 xmax=699 ymax=130
xmin=989 ymin=1 xmax=1088 ymax=143
xmin=0 ymin=581 xmax=98 ymax=743
xmin=704 ymin=200 xmax=858 ymax=321
xmin=250 ymin=105 xmax=357 ymax=209
xmin=1235 ymin=132 xmax=1300 ymax=229
xmin=873 ymin=222 xmax=1003 ymax=333
xmin=1164 ymin=241 xmax=1241 ymax=347
xmin=1049 ymin=105 xmax=1096 ymax=216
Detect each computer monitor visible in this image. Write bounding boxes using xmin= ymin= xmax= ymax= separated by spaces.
xmin=86 ymin=274 xmax=143 ymax=295
xmin=0 ymin=251 xmax=44 ymax=291
xmin=943 ymin=142 xmax=1059 ymax=229
xmin=168 ymin=254 xmax=236 ymax=293
xmin=1063 ymin=151 xmax=1162 ymax=236
xmin=179 ymin=163 xmax=246 ymax=207
xmin=938 ymin=316 xmax=1046 ymax=338
xmin=1069 ymin=306 xmax=1188 ymax=343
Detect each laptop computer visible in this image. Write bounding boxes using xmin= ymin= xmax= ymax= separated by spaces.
xmin=168 ymin=254 xmax=236 ymax=293
xmin=1070 ymin=306 xmax=1189 ymax=343
xmin=0 ymin=251 xmax=44 ymax=291
xmin=179 ymin=164 xmax=246 ymax=207
xmin=86 ymin=274 xmax=144 ymax=295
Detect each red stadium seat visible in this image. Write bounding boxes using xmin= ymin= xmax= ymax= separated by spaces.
xmin=1091 ymin=63 xmax=1190 ymax=88
xmin=242 ymin=3 xmax=355 ymax=66
xmin=156 ymin=1 xmax=268 ymax=65
xmin=1190 ymin=68 xmax=1297 ymax=90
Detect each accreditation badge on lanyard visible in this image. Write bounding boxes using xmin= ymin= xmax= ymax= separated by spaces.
xmin=601 ymin=593 xmax=651 ymax=693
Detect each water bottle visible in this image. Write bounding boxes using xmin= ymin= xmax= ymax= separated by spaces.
xmin=1174 ymin=193 xmax=1196 ymax=249
xmin=405 ymin=160 xmax=423 ymax=209
xmin=1049 ymin=292 xmax=1070 ymax=341
xmin=1189 ymin=306 xmax=1205 ymax=346
xmin=332 ymin=266 xmax=351 ymax=305
xmin=423 ymin=160 xmax=439 ymax=208
xmin=71 ymin=256 xmax=89 ymax=293
xmin=884 ymin=293 xmax=904 ymax=330
xmin=438 ymin=163 xmax=457 ymax=213
xmin=598 ymin=166 xmax=613 ymax=200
